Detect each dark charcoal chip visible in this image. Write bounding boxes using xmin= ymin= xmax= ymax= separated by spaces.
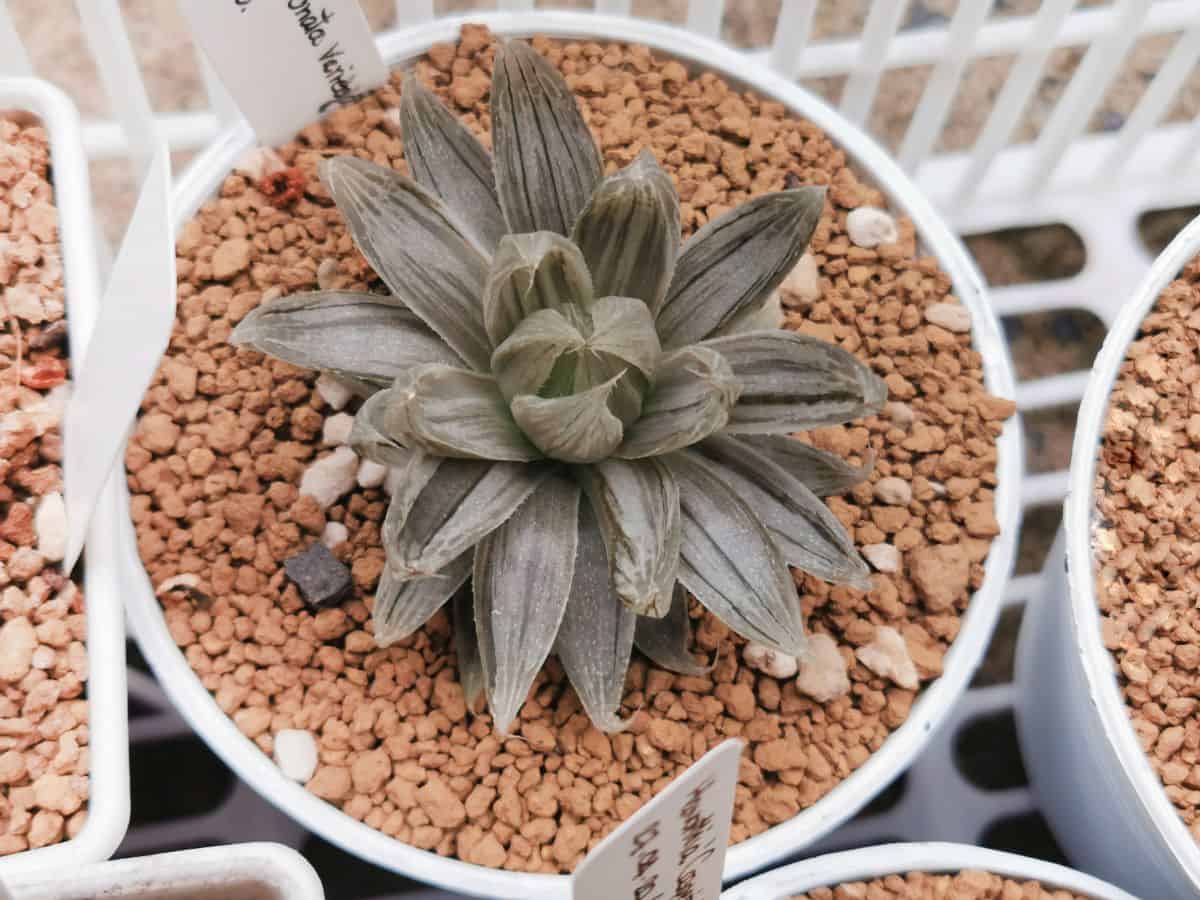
xmin=284 ymin=542 xmax=352 ymax=608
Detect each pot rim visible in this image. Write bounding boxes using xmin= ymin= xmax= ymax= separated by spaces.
xmin=718 ymin=841 xmax=1139 ymax=899
xmin=118 ymin=11 xmax=1021 ymax=897
xmin=1063 ymin=214 xmax=1200 ymax=888
xmin=0 ymin=75 xmax=130 ymax=874
xmin=4 ymin=841 xmax=323 ymax=899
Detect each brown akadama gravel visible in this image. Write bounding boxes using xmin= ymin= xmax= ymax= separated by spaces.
xmin=1095 ymin=254 xmax=1200 ymax=841
xmin=792 ymin=870 xmax=1088 ymax=900
xmin=128 ymin=26 xmax=1014 ymax=873
xmin=0 ymin=115 xmax=89 ymax=854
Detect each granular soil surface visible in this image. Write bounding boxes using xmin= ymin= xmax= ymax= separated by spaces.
xmin=792 ymin=869 xmax=1089 ymax=899
xmin=1095 ymin=254 xmax=1200 ymax=842
xmin=0 ymin=115 xmax=89 ymax=853
xmin=127 ymin=27 xmax=1013 ymax=873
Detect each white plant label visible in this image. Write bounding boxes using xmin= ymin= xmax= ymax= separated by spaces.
xmin=572 ymin=739 xmax=744 ymax=900
xmin=179 ymin=0 xmax=388 ymax=146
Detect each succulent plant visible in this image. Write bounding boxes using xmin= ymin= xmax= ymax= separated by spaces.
xmin=232 ymin=40 xmax=886 ymax=733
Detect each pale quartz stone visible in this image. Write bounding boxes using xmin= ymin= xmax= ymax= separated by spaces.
xmin=357 ymin=459 xmax=388 ymax=489
xmin=274 ymin=729 xmax=319 ymax=783
xmin=779 ymin=252 xmax=820 ymax=305
xmin=861 ymin=543 xmax=900 ymax=573
xmin=321 ymin=412 xmax=355 ymax=447
xmin=924 ymin=301 xmax=972 ymax=333
xmin=322 ymin=521 xmax=349 ymax=549
xmin=846 ymin=206 xmax=898 ymax=248
xmin=742 ymin=641 xmax=799 ymax=679
xmin=300 ymin=446 xmax=359 ymax=510
xmin=856 ymin=625 xmax=920 ymax=690
xmin=33 ymin=493 xmax=66 ymax=562
xmin=315 ymin=373 xmax=353 ymax=411
xmin=795 ymin=633 xmax=850 ymax=702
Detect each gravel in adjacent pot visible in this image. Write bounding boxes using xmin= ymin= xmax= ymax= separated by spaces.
xmin=1095 ymin=253 xmax=1200 ymax=841
xmin=127 ymin=25 xmax=1014 ymax=873
xmin=0 ymin=115 xmax=88 ymax=853
xmin=791 ymin=870 xmax=1089 ymax=899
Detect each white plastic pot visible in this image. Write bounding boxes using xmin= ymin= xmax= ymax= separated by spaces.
xmin=114 ymin=11 xmax=1021 ymax=898
xmin=718 ymin=842 xmax=1138 ymax=899
xmin=0 ymin=77 xmax=129 ymax=874
xmin=4 ymin=842 xmax=323 ymax=899
xmin=1016 ymin=216 xmax=1200 ymax=899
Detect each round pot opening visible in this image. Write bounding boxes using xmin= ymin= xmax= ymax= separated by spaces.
xmin=720 ymin=842 xmax=1138 ymax=899
xmin=115 ymin=12 xmax=1021 ymax=897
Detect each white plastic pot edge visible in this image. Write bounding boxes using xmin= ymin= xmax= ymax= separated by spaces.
xmin=115 ymin=11 xmax=1020 ymax=898
xmin=0 ymin=77 xmax=129 ymax=874
xmin=4 ymin=841 xmax=323 ymax=899
xmin=1061 ymin=216 xmax=1200 ymax=887
xmin=717 ymin=842 xmax=1139 ymax=899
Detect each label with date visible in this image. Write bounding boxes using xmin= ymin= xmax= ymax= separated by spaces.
xmin=572 ymin=739 xmax=744 ymax=900
xmin=179 ymin=0 xmax=387 ymax=146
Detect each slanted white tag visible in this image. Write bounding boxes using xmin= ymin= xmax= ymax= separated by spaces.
xmin=573 ymin=739 xmax=744 ymax=900
xmin=178 ymin=0 xmax=388 ymax=146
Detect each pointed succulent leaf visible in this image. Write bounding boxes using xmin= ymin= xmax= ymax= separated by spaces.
xmin=474 ymin=476 xmax=581 ymax=734
xmin=588 ymin=296 xmax=661 ymax=378
xmin=230 ymin=290 xmax=461 ymax=384
xmin=453 ymin=584 xmax=484 ymax=709
xmin=656 ymin=186 xmax=825 ymax=348
xmin=350 ymin=390 xmax=413 ymax=467
xmin=555 ymin=505 xmax=635 ymax=733
xmin=511 ymin=375 xmax=625 ymax=464
xmin=491 ymin=307 xmax=586 ymax=401
xmin=697 ymin=434 xmax=871 ymax=589
xmin=617 ymin=346 xmax=741 ymax=459
xmin=634 ymin=583 xmax=712 ymax=675
xmin=666 ymin=450 xmax=807 ymax=656
xmin=703 ymin=331 xmax=886 ymax=433
xmin=483 ymin=232 xmax=595 ymax=347
xmin=737 ymin=434 xmax=873 ymax=496
xmin=390 ymin=458 xmax=550 ymax=577
xmin=399 ymin=73 xmax=506 ymax=252
xmin=381 ymin=452 xmax=443 ymax=553
xmin=320 ymin=156 xmax=492 ymax=371
xmin=491 ymin=39 xmax=603 ymax=236
xmin=375 ymin=365 xmax=541 ymax=461
xmin=576 ymin=458 xmax=679 ymax=617
xmin=373 ymin=554 xmax=471 ymax=646
xmin=572 ymin=150 xmax=679 ymax=310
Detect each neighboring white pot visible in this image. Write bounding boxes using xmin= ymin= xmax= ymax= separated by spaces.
xmin=4 ymin=842 xmax=323 ymax=899
xmin=718 ymin=842 xmax=1138 ymax=899
xmin=114 ymin=11 xmax=1021 ymax=899
xmin=0 ymin=77 xmax=129 ymax=874
xmin=1016 ymin=216 xmax=1200 ymax=900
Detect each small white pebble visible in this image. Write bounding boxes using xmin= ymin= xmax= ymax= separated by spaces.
xmin=322 ymin=521 xmax=349 ymax=549
xmin=234 ymin=146 xmax=285 ymax=182
xmin=30 ymin=646 xmax=54 ymax=671
xmin=779 ymin=252 xmax=820 ymax=306
xmin=846 ymin=206 xmax=898 ymax=248
xmin=315 ymin=373 xmax=353 ymax=411
xmin=885 ymin=401 xmax=914 ymax=427
xmin=274 ymin=729 xmax=319 ymax=783
xmin=742 ymin=641 xmax=798 ymax=679
xmin=924 ymin=301 xmax=971 ymax=334
xmin=928 ymin=480 xmax=947 ymax=497
xmin=795 ymin=634 xmax=850 ymax=703
xmin=321 ymin=412 xmax=355 ymax=447
xmin=856 ymin=626 xmax=920 ymax=690
xmin=862 ymin=543 xmax=900 ymax=574
xmin=155 ymin=573 xmax=200 ymax=596
xmin=316 ymin=258 xmax=339 ymax=291
xmin=33 ymin=493 xmax=66 ymax=563
xmin=300 ymin=446 xmax=359 ymax=510
xmin=357 ymin=459 xmax=387 ymax=489
xmin=873 ymin=477 xmax=912 ymax=507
